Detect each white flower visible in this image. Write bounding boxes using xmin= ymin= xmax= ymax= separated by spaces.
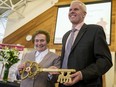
xmin=0 ymin=47 xmax=20 ymax=66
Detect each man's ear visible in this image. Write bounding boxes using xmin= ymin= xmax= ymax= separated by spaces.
xmin=83 ymin=12 xmax=86 ymax=18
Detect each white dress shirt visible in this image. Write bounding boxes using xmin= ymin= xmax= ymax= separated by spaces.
xmin=35 ymin=49 xmax=48 ymax=63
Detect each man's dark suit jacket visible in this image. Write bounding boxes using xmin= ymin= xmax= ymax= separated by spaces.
xmin=60 ymin=24 xmax=112 ymax=87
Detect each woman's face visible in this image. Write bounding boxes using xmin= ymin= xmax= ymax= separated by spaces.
xmin=34 ymin=34 xmax=47 ymax=52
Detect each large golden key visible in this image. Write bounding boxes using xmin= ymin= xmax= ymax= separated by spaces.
xmin=20 ymin=61 xmax=76 ymax=83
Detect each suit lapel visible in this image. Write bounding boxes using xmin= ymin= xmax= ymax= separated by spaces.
xmin=71 ymin=24 xmax=87 ymax=50
xmin=39 ymin=51 xmax=51 ymax=67
xmin=63 ymin=31 xmax=71 ymax=46
xmin=62 ymin=31 xmax=71 ymax=54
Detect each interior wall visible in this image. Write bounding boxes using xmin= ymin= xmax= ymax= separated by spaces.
xmin=105 ymin=52 xmax=115 ymax=87
xmin=5 ymin=0 xmax=58 ymax=38
xmin=2 ymin=0 xmax=116 ymax=55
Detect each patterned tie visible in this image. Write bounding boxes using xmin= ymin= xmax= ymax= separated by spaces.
xmin=62 ymin=29 xmax=77 ymax=68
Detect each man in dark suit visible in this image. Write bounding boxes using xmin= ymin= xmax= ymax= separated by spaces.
xmin=17 ymin=30 xmax=60 ymax=87
xmin=59 ymin=0 xmax=112 ymax=87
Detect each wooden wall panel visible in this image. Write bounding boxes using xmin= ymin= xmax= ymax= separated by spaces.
xmin=3 ymin=0 xmax=116 ymax=53
xmin=109 ymin=0 xmax=116 ymax=51
xmin=3 ymin=6 xmax=58 ymax=48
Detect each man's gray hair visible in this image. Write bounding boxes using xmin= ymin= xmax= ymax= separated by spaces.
xmin=71 ymin=0 xmax=87 ymax=13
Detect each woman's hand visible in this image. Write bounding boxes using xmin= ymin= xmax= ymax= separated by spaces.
xmin=18 ymin=63 xmax=25 ymax=72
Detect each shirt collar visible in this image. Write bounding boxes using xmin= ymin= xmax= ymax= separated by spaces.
xmin=35 ymin=49 xmax=48 ymax=57
xmin=73 ymin=22 xmax=84 ymax=31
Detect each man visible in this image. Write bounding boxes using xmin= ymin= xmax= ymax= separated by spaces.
xmin=59 ymin=0 xmax=112 ymax=87
xmin=17 ymin=30 xmax=60 ymax=87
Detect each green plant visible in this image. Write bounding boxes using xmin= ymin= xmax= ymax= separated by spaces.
xmin=0 ymin=47 xmax=20 ymax=66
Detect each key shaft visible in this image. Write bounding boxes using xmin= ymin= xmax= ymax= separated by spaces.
xmin=39 ymin=68 xmax=76 ymax=72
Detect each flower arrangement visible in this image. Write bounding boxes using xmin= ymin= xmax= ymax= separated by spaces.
xmin=0 ymin=47 xmax=20 ymax=82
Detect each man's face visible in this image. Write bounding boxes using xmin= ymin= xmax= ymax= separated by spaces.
xmin=68 ymin=2 xmax=86 ymax=25
xmin=34 ymin=34 xmax=47 ymax=52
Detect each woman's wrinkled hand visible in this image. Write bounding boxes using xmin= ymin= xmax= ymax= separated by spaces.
xmin=18 ymin=63 xmax=25 ymax=72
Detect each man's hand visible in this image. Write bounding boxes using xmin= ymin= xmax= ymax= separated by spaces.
xmin=63 ymin=71 xmax=82 ymax=86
